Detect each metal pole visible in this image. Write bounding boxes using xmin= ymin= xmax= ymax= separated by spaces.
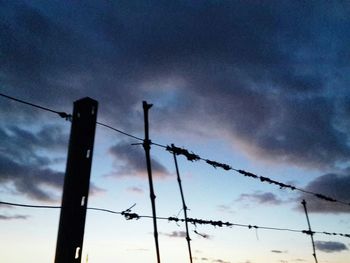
xmin=55 ymin=97 xmax=98 ymax=263
xmin=301 ymin=199 xmax=318 ymax=263
xmin=172 ymin=148 xmax=193 ymax=263
xmin=142 ymin=101 xmax=161 ymax=263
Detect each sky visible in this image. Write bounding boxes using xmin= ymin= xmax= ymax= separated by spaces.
xmin=1 ymin=1 xmax=350 ymax=262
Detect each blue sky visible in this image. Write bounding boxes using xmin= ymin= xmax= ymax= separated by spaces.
xmin=1 ymin=1 xmax=350 ymax=262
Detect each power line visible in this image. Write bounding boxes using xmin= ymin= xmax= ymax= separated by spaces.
xmin=1 ymin=200 xmax=349 ymax=239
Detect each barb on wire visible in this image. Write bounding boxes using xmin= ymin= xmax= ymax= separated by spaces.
xmin=121 ymin=211 xmax=141 ymax=220
xmin=121 ymin=203 xmax=140 ymax=220
xmin=205 ymin=159 xmax=231 ymax=171
xmin=314 ymin=194 xmax=336 ymax=202
xmin=194 ymin=230 xmax=209 ymax=239
xmin=166 ymin=144 xmax=200 ymax=162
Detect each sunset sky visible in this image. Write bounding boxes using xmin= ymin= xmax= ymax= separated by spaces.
xmin=1 ymin=1 xmax=350 ymax=263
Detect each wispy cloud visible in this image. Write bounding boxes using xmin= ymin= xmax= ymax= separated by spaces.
xmin=126 ymin=186 xmax=144 ymax=194
xmin=217 ymin=204 xmax=235 ymax=214
xmin=271 ymin=250 xmax=288 ymax=254
xmin=212 ymin=259 xmax=231 ymax=263
xmin=160 ymin=231 xmax=187 ymax=238
xmin=0 ymin=214 xmax=29 ymax=220
xmin=236 ymin=191 xmax=283 ymax=205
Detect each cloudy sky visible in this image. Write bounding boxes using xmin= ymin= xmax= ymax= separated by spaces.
xmin=1 ymin=1 xmax=350 ymax=262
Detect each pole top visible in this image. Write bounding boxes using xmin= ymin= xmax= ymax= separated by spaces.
xmin=75 ymin=97 xmax=98 ymax=105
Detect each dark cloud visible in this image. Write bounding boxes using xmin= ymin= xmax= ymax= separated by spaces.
xmin=1 ymin=1 xmax=350 ymax=170
xmin=0 ymin=125 xmax=67 ymax=201
xmin=0 ymin=214 xmax=29 ymax=220
xmin=237 ymin=192 xmax=283 ymax=205
xmin=298 ymin=171 xmax=350 ymax=213
xmin=109 ymin=141 xmax=170 ymax=178
xmin=0 ymin=124 xmax=68 ymax=165
xmin=0 ymin=124 xmax=101 ymax=201
xmin=314 ymin=241 xmax=348 ymax=253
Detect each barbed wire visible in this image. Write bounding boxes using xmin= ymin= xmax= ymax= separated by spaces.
xmin=1 ymin=93 xmax=349 ymax=208
xmin=1 ymin=200 xmax=349 ymax=239
xmin=165 ymin=145 xmax=350 ymax=207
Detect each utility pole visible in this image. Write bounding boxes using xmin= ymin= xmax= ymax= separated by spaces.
xmin=55 ymin=97 xmax=98 ymax=263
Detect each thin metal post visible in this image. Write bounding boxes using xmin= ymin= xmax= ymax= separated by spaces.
xmin=172 ymin=147 xmax=193 ymax=263
xmin=142 ymin=101 xmax=161 ymax=263
xmin=301 ymin=199 xmax=318 ymax=263
xmin=55 ymin=97 xmax=98 ymax=263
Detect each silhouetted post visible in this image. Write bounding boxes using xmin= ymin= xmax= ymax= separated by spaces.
xmin=142 ymin=101 xmax=161 ymax=263
xmin=55 ymin=98 xmax=98 ymax=263
xmin=172 ymin=147 xmax=193 ymax=263
xmin=301 ymin=199 xmax=318 ymax=263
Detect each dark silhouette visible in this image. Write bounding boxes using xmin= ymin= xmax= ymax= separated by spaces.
xmin=55 ymin=98 xmax=98 ymax=263
xmin=142 ymin=101 xmax=161 ymax=263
